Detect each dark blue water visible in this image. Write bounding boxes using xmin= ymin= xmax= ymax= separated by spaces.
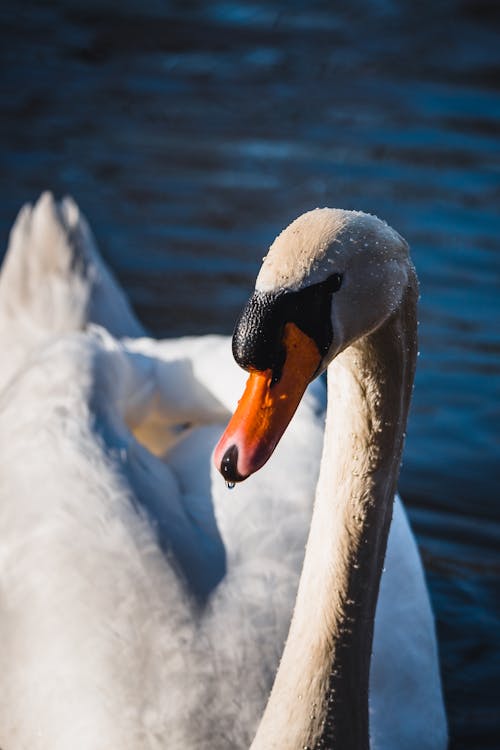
xmin=1 ymin=1 xmax=499 ymax=746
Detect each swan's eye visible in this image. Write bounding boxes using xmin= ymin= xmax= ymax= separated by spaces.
xmin=325 ymin=273 xmax=342 ymax=293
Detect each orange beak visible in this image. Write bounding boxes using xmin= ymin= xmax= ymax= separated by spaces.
xmin=214 ymin=322 xmax=322 ymax=482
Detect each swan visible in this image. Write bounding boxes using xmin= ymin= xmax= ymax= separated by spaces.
xmin=0 ymin=194 xmax=447 ymax=749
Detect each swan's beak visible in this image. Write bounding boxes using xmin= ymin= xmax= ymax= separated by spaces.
xmin=214 ymin=322 xmax=321 ymax=482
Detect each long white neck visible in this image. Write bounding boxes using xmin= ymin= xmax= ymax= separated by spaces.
xmin=250 ymin=275 xmax=418 ymax=750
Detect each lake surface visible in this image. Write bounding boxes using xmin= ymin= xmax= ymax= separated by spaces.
xmin=1 ymin=1 xmax=499 ymax=747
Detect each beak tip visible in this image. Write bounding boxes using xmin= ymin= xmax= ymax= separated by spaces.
xmin=214 ymin=442 xmax=246 ymax=483
xmin=221 ymin=444 xmax=246 ymax=483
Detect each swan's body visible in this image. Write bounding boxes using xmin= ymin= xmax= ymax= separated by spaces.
xmin=0 ymin=195 xmax=446 ymax=749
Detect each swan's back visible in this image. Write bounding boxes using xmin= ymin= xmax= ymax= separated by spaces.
xmin=0 ymin=194 xmax=325 ymax=747
xmin=0 ymin=334 xmax=187 ymax=749
xmin=0 ymin=326 xmax=327 ymax=749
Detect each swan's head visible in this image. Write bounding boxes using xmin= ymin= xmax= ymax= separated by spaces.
xmin=214 ymin=208 xmax=412 ymax=483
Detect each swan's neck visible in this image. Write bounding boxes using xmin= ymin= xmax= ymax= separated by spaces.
xmin=251 ymin=278 xmax=418 ymax=750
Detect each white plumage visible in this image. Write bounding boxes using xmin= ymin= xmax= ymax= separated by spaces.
xmin=0 ymin=194 xmax=446 ymax=749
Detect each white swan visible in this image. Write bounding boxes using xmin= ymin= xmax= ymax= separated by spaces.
xmin=0 ymin=194 xmax=447 ymax=749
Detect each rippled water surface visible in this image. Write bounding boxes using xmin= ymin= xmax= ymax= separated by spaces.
xmin=1 ymin=1 xmax=499 ymax=747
